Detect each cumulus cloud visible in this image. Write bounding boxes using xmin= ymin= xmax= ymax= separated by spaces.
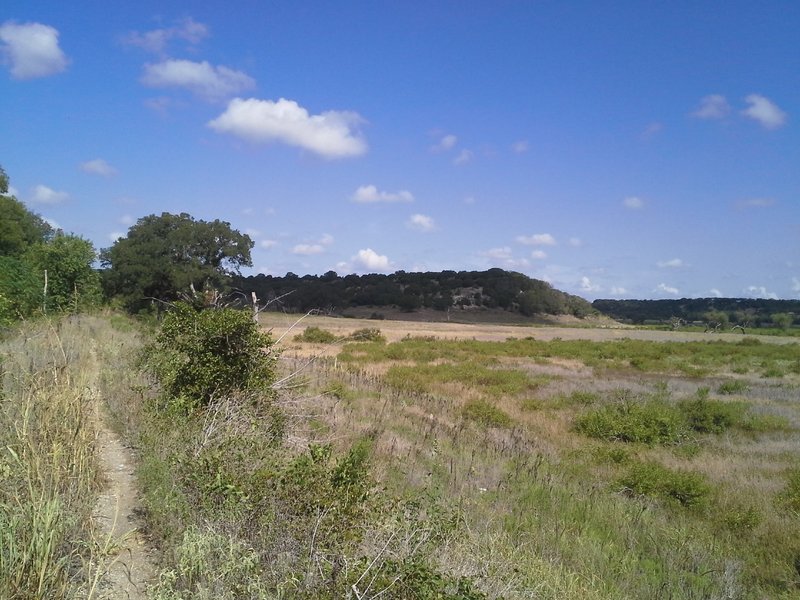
xmin=142 ymin=59 xmax=255 ymax=100
xmin=691 ymin=94 xmax=730 ymax=119
xmin=0 ymin=21 xmax=69 ymax=79
xmin=431 ymin=134 xmax=457 ymax=152
xmin=623 ymin=196 xmax=644 ymax=210
xmin=610 ymin=286 xmax=627 ymax=296
xmin=453 ymin=149 xmax=473 ymax=165
xmin=511 ymin=140 xmax=529 ymax=153
xmin=353 ymin=248 xmax=390 ymax=272
xmin=484 ymin=247 xmax=513 ymax=260
xmin=792 ymin=277 xmax=800 ymax=295
xmin=407 ymin=213 xmax=436 ymax=232
xmin=260 ymin=239 xmax=278 ymax=249
xmin=655 ymin=283 xmax=679 ymax=296
xmin=531 ymin=250 xmax=547 ymax=259
xmin=108 ymin=231 xmax=124 ymax=242
xmin=352 ymin=185 xmax=413 ymax=204
xmin=516 ymin=233 xmax=556 ymax=246
xmin=30 ymin=184 xmax=68 ymax=204
xmin=657 ymin=258 xmax=684 ymax=268
xmin=123 ymin=17 xmax=209 ymax=54
xmin=710 ymin=288 xmax=722 ymax=298
xmin=580 ymin=276 xmax=601 ymax=293
xmin=80 ymin=158 xmax=117 ymax=177
xmin=745 ymin=285 xmax=778 ymax=300
xmin=741 ymin=94 xmax=787 ymax=129
xmin=209 ymin=97 xmax=367 ymax=159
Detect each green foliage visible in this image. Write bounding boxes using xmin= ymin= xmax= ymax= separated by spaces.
xmin=0 ymin=183 xmax=54 ymax=257
xmin=677 ymin=390 xmax=747 ymax=434
xmin=574 ymin=400 xmax=689 ymax=445
xmin=620 ymin=461 xmax=711 ymax=508
xmin=101 ymin=212 xmax=254 ymax=312
xmin=462 ymin=399 xmax=513 ymax=428
xmin=717 ymin=380 xmax=749 ymax=395
xmin=25 ymin=234 xmax=102 ymax=312
xmin=385 ymin=362 xmax=537 ymax=397
xmin=0 ymin=256 xmax=41 ymax=326
xmin=294 ymin=325 xmax=338 ymax=343
xmin=143 ymin=303 xmax=276 ymax=409
xmin=778 ymin=469 xmax=800 ymax=514
xmin=771 ymin=312 xmax=794 ymax=331
xmin=348 ymin=327 xmax=385 ymax=342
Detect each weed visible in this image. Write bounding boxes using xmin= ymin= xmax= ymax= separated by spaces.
xmin=717 ymin=380 xmax=749 ymax=395
xmin=463 ymin=399 xmax=513 ymax=428
xmin=574 ymin=399 xmax=688 ymax=445
xmin=294 ymin=325 xmax=338 ymax=343
xmin=348 ymin=327 xmax=386 ymax=342
xmin=620 ymin=461 xmax=711 ymax=509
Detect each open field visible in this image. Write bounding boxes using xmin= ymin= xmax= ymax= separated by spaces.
xmin=274 ymin=314 xmax=800 ymax=597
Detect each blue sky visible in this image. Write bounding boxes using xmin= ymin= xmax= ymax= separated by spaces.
xmin=2 ymin=1 xmax=798 ymax=300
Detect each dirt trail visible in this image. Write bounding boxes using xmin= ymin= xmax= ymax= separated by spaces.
xmin=92 ymin=417 xmax=156 ymax=599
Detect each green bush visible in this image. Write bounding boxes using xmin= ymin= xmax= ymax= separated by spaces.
xmin=620 ymin=461 xmax=711 ymax=508
xmin=574 ymin=400 xmax=688 ymax=445
xmin=143 ymin=302 xmax=276 ymax=409
xmin=717 ymin=380 xmax=749 ymax=395
xmin=294 ymin=325 xmax=338 ymax=343
xmin=778 ymin=468 xmax=800 ymax=514
xmin=678 ymin=392 xmax=747 ymax=434
xmin=462 ymin=399 xmax=513 ymax=428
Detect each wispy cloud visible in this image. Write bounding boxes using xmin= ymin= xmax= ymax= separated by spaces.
xmin=453 ymin=149 xmax=473 ymax=165
xmin=80 ymin=158 xmax=117 ymax=177
xmin=352 ymin=185 xmax=413 ymax=203
xmin=516 ymin=233 xmax=556 ymax=246
xmin=292 ymin=243 xmax=325 ymax=256
xmin=511 ymin=140 xmax=529 ymax=153
xmin=745 ymin=285 xmax=778 ymax=300
xmin=431 ymin=133 xmax=457 ymax=152
xmin=122 ymin=17 xmax=208 ymax=55
xmin=737 ymin=197 xmax=776 ymax=209
xmin=407 ymin=213 xmax=436 ymax=232
xmin=142 ymin=59 xmax=255 ymax=101
xmin=260 ymin=239 xmax=278 ymax=249
xmin=580 ymin=276 xmax=601 ymax=293
xmin=30 ymin=184 xmax=69 ymax=204
xmin=655 ymin=283 xmax=679 ymax=296
xmin=657 ymin=258 xmax=684 ymax=268
xmin=209 ymin=98 xmax=367 ymax=159
xmin=741 ymin=94 xmax=787 ymax=130
xmin=610 ymin=286 xmax=627 ymax=296
xmin=691 ymin=94 xmax=730 ymax=120
xmin=483 ymin=247 xmax=513 ymax=260
xmin=0 ymin=21 xmax=69 ymax=79
xmin=623 ymin=196 xmax=644 ymax=210
xmin=531 ymin=250 xmax=547 ymax=259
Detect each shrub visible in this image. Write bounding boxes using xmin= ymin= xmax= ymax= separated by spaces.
xmin=142 ymin=302 xmax=276 ymax=409
xmin=717 ymin=380 xmax=749 ymax=395
xmin=620 ymin=461 xmax=711 ymax=508
xmin=348 ymin=327 xmax=386 ymax=342
xmin=678 ymin=393 xmax=747 ymax=434
xmin=574 ymin=400 xmax=688 ymax=445
xmin=294 ymin=325 xmax=337 ymax=343
xmin=462 ymin=399 xmax=513 ymax=428
xmin=778 ymin=468 xmax=800 ymax=514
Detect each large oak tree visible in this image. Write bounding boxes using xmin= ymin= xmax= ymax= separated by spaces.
xmin=101 ymin=212 xmax=253 ymax=312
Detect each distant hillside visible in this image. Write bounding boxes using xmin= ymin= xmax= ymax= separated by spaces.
xmin=235 ymin=268 xmax=594 ymax=318
xmin=593 ymin=298 xmax=799 ymax=327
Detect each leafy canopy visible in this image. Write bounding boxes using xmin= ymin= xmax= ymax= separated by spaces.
xmin=0 ymin=166 xmax=54 ymax=258
xmin=101 ymin=212 xmax=253 ymax=312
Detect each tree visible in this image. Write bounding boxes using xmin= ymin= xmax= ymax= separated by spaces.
xmin=771 ymin=312 xmax=794 ymax=331
xmin=25 ymin=234 xmax=102 ymax=312
xmin=0 ymin=167 xmax=54 ymax=257
xmin=101 ymin=213 xmax=254 ymax=312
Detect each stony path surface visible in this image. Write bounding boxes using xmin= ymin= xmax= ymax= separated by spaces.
xmin=92 ymin=414 xmax=156 ymax=599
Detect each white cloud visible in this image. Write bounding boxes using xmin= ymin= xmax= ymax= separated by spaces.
xmin=292 ymin=244 xmax=325 ymax=256
xmin=710 ymin=288 xmax=722 ymax=298
xmin=580 ymin=276 xmax=601 ymax=293
xmin=108 ymin=231 xmax=124 ymax=242
xmin=641 ymin=122 xmax=663 ymax=139
xmin=260 ymin=239 xmax=278 ymax=249
xmin=610 ymin=286 xmax=627 ymax=296
xmin=737 ymin=197 xmax=775 ymax=209
xmin=0 ymin=21 xmax=69 ymax=79
xmin=745 ymin=285 xmax=778 ymax=300
xmin=119 ymin=214 xmax=135 ymax=226
xmin=142 ymin=59 xmax=255 ymax=100
xmin=516 ymin=233 xmax=556 ymax=246
xmin=792 ymin=277 xmax=800 ymax=295
xmin=320 ymin=233 xmax=334 ymax=246
xmin=511 ymin=140 xmax=529 ymax=153
xmin=4 ymin=185 xmax=19 ymax=197
xmin=657 ymin=258 xmax=684 ymax=268
xmin=123 ymin=17 xmax=209 ymax=54
xmin=30 ymin=184 xmax=68 ymax=204
xmin=80 ymin=158 xmax=117 ymax=177
xmin=568 ymin=237 xmax=582 ymax=247
xmin=691 ymin=94 xmax=730 ymax=119
xmin=741 ymin=94 xmax=787 ymax=130
xmin=431 ymin=134 xmax=457 ymax=152
xmin=655 ymin=283 xmax=679 ymax=296
xmin=484 ymin=247 xmax=513 ymax=260
xmin=244 ymin=228 xmax=261 ymax=238
xmin=209 ymin=97 xmax=367 ymax=159
xmin=352 ymin=184 xmax=413 ymax=204
xmin=463 ymin=196 xmax=476 ymax=205
xmin=623 ymin=196 xmax=645 ymax=210
xmin=408 ymin=213 xmax=436 ymax=232
xmin=453 ymin=149 xmax=473 ymax=165
xmin=531 ymin=250 xmax=547 ymax=259
xmin=353 ymin=248 xmax=390 ymax=272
